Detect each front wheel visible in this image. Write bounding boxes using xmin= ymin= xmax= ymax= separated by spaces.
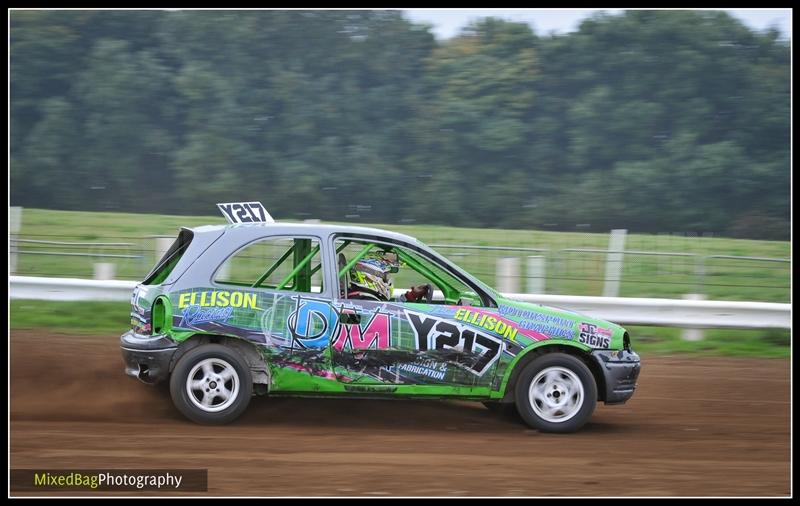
xmin=514 ymin=353 xmax=597 ymax=433
xmin=169 ymin=344 xmax=253 ymax=424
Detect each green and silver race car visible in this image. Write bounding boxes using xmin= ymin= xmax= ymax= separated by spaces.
xmin=121 ymin=202 xmax=640 ymax=433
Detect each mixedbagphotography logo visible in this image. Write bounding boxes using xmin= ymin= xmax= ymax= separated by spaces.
xmin=10 ymin=469 xmax=208 ymax=492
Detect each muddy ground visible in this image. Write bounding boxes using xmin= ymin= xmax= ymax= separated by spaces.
xmin=10 ymin=330 xmax=790 ymax=496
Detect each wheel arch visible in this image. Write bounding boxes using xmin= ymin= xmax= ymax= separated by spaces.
xmin=169 ymin=334 xmax=271 ymax=387
xmin=497 ymin=341 xmax=606 ymax=403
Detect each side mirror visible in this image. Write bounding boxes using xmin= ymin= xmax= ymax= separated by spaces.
xmin=458 ymin=292 xmax=482 ymax=307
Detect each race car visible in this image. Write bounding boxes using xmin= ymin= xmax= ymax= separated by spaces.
xmin=121 ymin=202 xmax=640 ymax=433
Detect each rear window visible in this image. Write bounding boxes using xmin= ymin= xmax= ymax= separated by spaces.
xmin=142 ymin=229 xmax=194 ymax=285
xmin=214 ymin=236 xmax=323 ymax=293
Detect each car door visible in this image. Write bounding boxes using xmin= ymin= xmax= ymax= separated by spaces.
xmin=329 ymin=236 xmax=503 ymax=387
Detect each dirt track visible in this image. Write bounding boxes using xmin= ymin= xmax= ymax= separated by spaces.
xmin=10 ymin=330 xmax=791 ymax=497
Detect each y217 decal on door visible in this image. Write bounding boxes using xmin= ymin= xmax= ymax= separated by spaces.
xmin=404 ymin=310 xmax=504 ymax=376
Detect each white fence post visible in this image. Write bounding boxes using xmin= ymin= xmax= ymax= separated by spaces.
xmin=93 ymin=262 xmax=116 ymax=280
xmin=526 ymin=255 xmax=546 ymax=294
xmin=155 ymin=237 xmax=173 ymax=262
xmin=496 ymin=257 xmax=520 ymax=293
xmin=681 ymin=293 xmax=707 ymax=341
xmin=10 ymin=206 xmax=22 ymax=274
xmin=603 ymin=229 xmax=627 ymax=297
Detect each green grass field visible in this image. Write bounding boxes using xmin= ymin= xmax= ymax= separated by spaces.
xmin=12 ymin=208 xmax=790 ymax=301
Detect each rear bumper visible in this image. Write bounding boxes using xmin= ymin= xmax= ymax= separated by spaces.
xmin=591 ymin=349 xmax=641 ymax=404
xmin=120 ymin=330 xmax=178 ymax=385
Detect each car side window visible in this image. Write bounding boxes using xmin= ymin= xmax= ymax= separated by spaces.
xmin=334 ymin=238 xmax=487 ymax=306
xmin=215 ymin=236 xmax=324 ymax=293
xmin=392 ymin=245 xmax=486 ymax=306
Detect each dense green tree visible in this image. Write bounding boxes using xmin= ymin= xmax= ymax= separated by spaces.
xmin=9 ymin=10 xmax=790 ymax=239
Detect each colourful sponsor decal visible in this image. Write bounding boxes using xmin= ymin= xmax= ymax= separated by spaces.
xmin=458 ymin=307 xmax=552 ymax=342
xmin=454 ymin=308 xmax=519 ymax=340
xmin=131 ymin=288 xmax=149 ymax=315
xmin=499 ymin=306 xmax=575 ymax=339
xmin=422 ymin=305 xmax=459 ymax=317
xmin=498 ymin=305 xmax=575 ymax=339
xmin=343 ymin=385 xmax=398 ymax=393
xmin=180 ymin=305 xmax=234 ymax=327
xmin=178 ymin=290 xmax=258 ymax=309
xmin=387 ymin=360 xmax=448 ymax=381
xmin=499 ymin=306 xmax=573 ymax=327
xmin=287 ymin=297 xmax=336 ymax=348
xmin=518 ymin=323 xmax=573 ymax=340
xmin=333 ymin=308 xmax=391 ymax=351
xmin=405 ymin=309 xmax=503 ymax=376
xmin=131 ymin=317 xmax=151 ymax=334
xmin=579 ymin=323 xmax=612 ymax=348
xmin=282 ymin=361 xmax=339 ymax=380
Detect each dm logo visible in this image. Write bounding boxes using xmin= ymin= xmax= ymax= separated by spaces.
xmin=287 ymin=298 xmax=337 ymax=348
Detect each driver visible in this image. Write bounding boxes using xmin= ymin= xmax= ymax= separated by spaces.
xmin=348 ymin=251 xmax=431 ymax=302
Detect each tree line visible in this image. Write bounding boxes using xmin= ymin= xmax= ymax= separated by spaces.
xmin=10 ymin=10 xmax=790 ymax=239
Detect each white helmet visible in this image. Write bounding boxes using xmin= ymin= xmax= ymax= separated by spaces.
xmin=349 ymin=253 xmax=398 ymax=301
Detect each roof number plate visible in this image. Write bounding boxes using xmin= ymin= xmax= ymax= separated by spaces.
xmin=217 ymin=202 xmax=274 ymax=224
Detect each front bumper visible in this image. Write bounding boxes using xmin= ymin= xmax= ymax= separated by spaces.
xmin=591 ymin=349 xmax=641 ymax=404
xmin=120 ymin=330 xmax=178 ymax=385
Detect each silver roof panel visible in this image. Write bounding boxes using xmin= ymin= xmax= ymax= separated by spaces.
xmin=187 ymin=222 xmax=422 ymax=246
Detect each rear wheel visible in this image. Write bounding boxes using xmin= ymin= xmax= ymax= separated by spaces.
xmin=514 ymin=353 xmax=597 ymax=433
xmin=169 ymin=344 xmax=253 ymax=424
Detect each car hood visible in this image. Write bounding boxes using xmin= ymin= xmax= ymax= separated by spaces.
xmin=491 ymin=296 xmax=627 ymax=350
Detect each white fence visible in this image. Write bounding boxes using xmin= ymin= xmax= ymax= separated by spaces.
xmin=10 ymin=276 xmax=790 ymax=330
xmin=10 ymin=276 xmax=137 ymax=302
xmin=503 ymin=292 xmax=789 ymax=329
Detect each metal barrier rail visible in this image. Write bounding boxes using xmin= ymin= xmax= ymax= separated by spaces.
xmin=9 ymin=276 xmax=791 ymax=329
xmin=503 ymin=292 xmax=790 ymax=329
xmin=10 ymin=239 xmax=138 ymax=247
xmin=10 ymin=276 xmax=138 ymax=302
xmin=15 ymin=251 xmax=142 ymax=259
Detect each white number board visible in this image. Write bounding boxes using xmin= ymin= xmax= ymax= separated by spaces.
xmin=216 ymin=202 xmax=274 ymax=224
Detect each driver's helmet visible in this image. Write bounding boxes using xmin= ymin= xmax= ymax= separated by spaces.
xmin=349 ymin=252 xmax=399 ymax=301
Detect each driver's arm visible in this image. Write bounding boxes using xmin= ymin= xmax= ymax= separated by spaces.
xmin=397 ymin=284 xmax=430 ymax=302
